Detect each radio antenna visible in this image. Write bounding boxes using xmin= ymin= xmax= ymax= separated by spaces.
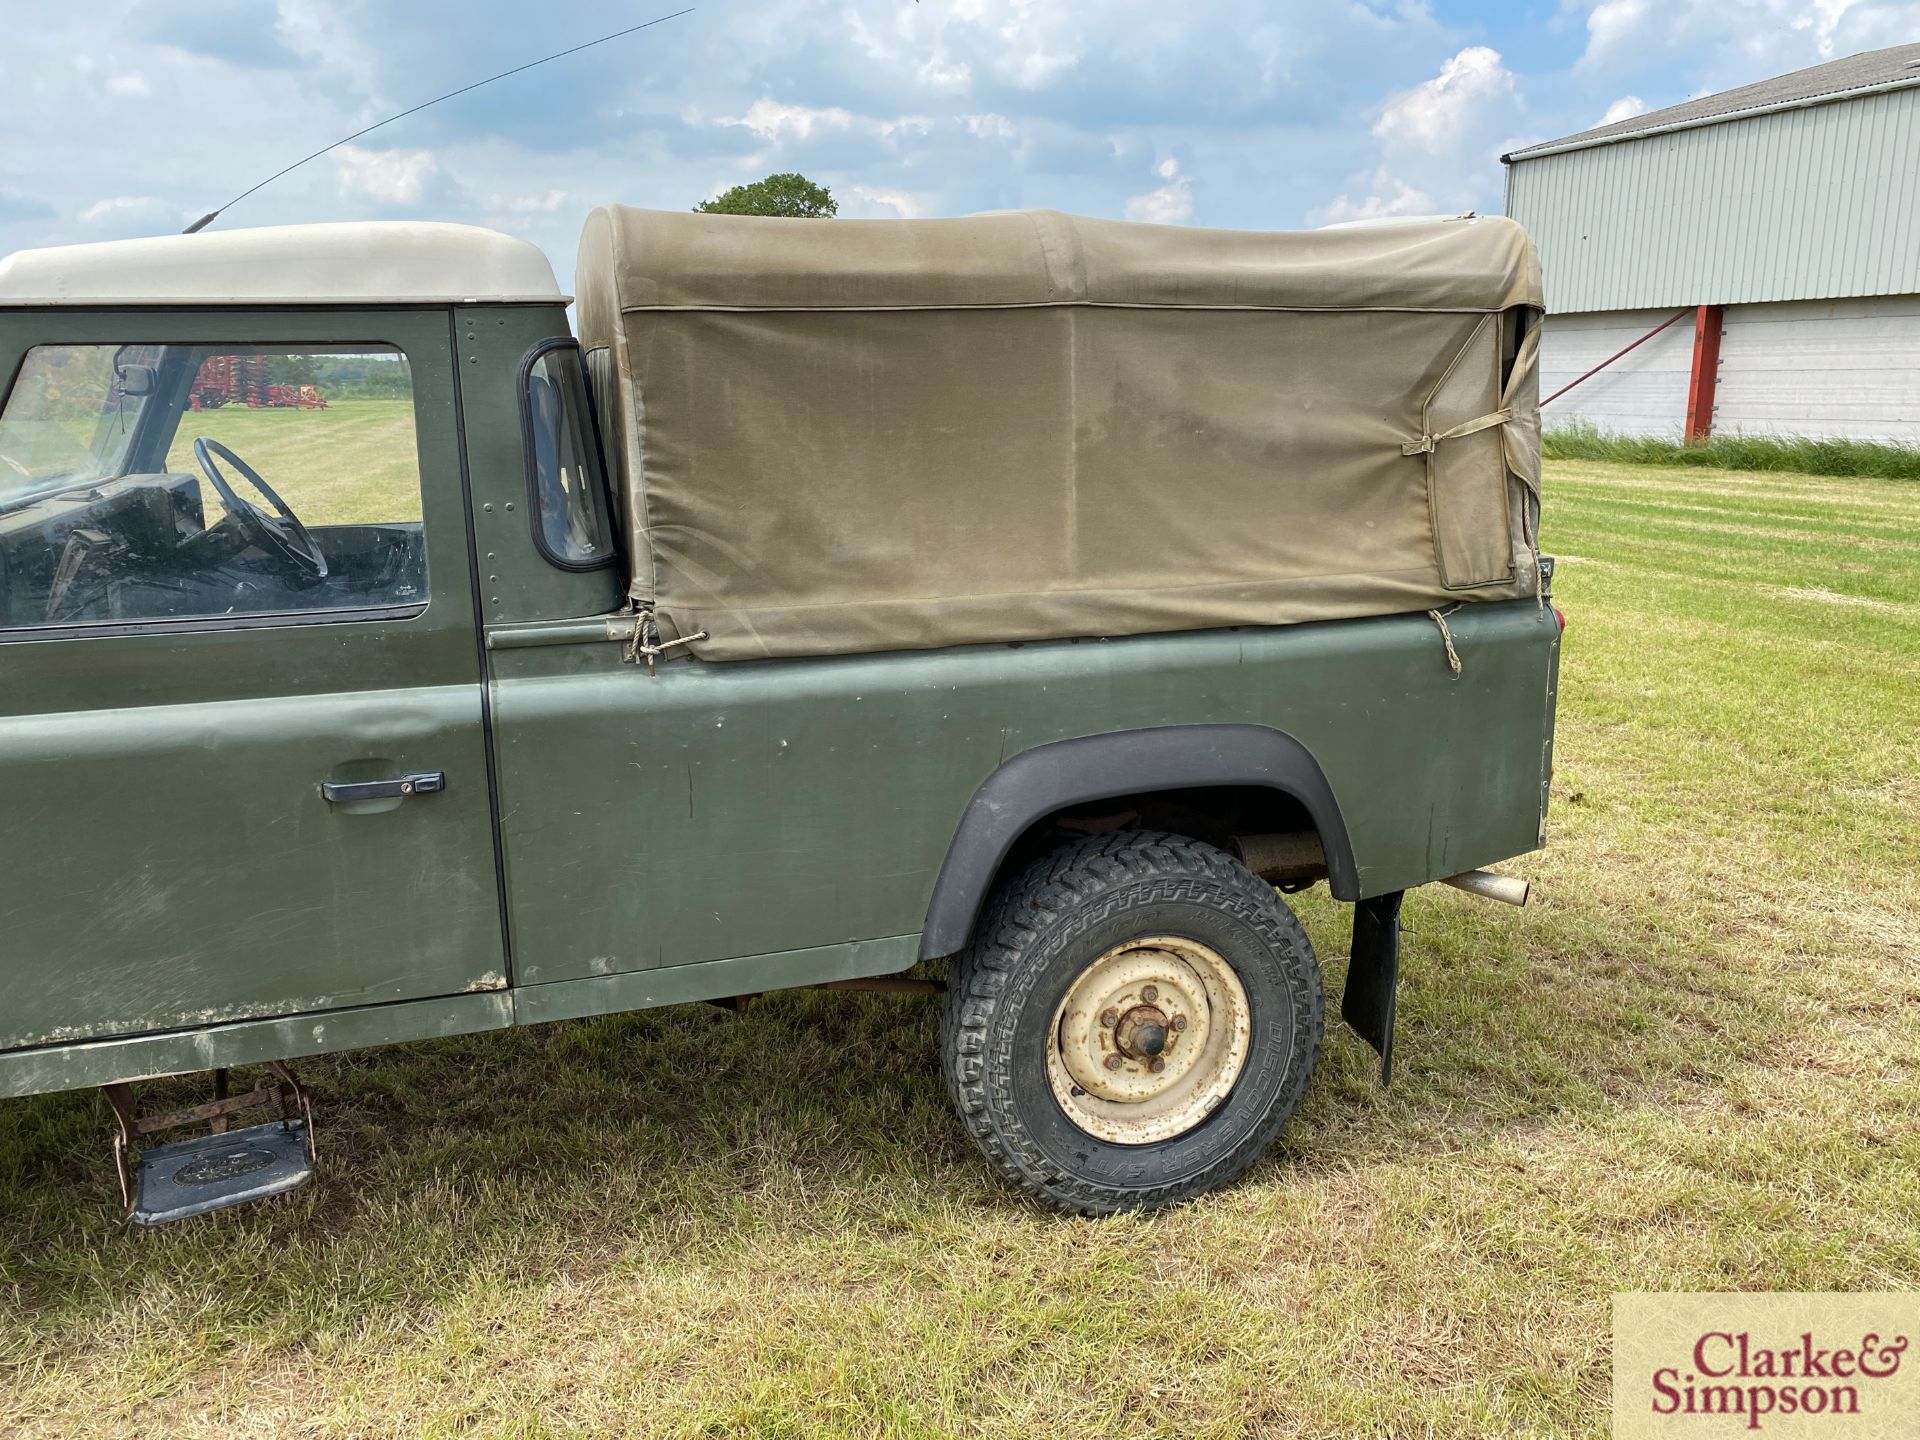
xmin=183 ymin=9 xmax=695 ymax=234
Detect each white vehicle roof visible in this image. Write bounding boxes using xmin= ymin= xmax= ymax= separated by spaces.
xmin=0 ymin=221 xmax=566 ymax=307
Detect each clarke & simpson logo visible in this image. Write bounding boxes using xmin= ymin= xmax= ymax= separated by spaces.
xmin=1614 ymin=1295 xmax=1919 ymax=1439
xmin=1648 ymin=1328 xmax=1908 ymax=1427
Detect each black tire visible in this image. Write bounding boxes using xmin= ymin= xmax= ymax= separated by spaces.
xmin=941 ymin=830 xmax=1323 ymax=1215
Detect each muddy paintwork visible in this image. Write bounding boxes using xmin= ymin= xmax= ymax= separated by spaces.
xmin=0 ymin=301 xmax=1561 ymax=1100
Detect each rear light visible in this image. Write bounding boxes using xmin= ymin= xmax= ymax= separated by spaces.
xmin=1553 ymin=606 xmax=1567 ymax=633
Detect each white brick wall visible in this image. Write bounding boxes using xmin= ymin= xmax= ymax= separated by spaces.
xmin=1537 ymin=308 xmax=1695 ymax=437
xmin=1539 ymin=297 xmax=1920 ymax=443
xmin=1714 ymin=297 xmax=1920 ymax=442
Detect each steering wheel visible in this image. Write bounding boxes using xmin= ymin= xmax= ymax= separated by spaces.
xmin=192 ymin=437 xmax=328 ymax=579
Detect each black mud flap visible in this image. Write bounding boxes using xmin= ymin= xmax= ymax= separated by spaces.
xmin=1341 ymin=891 xmax=1405 ymax=1084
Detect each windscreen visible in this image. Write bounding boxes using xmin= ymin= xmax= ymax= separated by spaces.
xmin=0 ymin=344 xmax=158 ymax=502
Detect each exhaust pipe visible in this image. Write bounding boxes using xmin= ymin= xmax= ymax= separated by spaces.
xmin=1439 ymin=869 xmax=1530 ymax=907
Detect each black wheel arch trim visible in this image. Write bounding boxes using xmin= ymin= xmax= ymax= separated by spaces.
xmin=918 ymin=723 xmax=1359 ymax=961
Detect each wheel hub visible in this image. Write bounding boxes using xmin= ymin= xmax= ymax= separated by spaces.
xmin=1046 ymin=936 xmax=1252 ymax=1145
xmin=1116 ymin=1007 xmax=1168 ymax=1060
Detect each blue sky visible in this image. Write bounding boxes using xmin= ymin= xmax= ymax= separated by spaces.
xmin=2 ymin=0 xmax=1916 ymax=291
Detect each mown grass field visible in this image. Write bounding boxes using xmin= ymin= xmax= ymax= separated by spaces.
xmin=164 ymin=398 xmax=421 ymax=526
xmin=2 ymin=458 xmax=1916 ymax=1438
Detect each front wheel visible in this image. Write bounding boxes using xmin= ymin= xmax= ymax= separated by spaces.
xmin=941 ymin=831 xmax=1323 ymax=1214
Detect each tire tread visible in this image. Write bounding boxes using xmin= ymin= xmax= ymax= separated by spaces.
xmin=940 ymin=830 xmax=1323 ymax=1215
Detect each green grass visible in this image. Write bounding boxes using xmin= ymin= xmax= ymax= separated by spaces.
xmin=166 ymin=398 xmax=421 ymax=526
xmin=2 ymin=399 xmax=419 ymax=523
xmin=1544 ymin=420 xmax=1920 ymax=481
xmin=3 ymin=458 xmax=1918 ymax=1438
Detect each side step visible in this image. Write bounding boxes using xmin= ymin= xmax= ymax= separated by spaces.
xmin=103 ymin=1062 xmax=316 ymax=1226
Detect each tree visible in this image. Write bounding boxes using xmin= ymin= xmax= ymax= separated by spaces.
xmin=272 ymin=352 xmax=319 ymax=388
xmin=695 ymin=172 xmax=837 ymax=219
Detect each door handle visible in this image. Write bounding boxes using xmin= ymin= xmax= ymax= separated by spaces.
xmin=321 ymin=771 xmax=446 ymax=803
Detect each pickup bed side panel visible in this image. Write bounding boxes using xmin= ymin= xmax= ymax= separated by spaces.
xmin=489 ymin=600 xmax=1557 ymax=989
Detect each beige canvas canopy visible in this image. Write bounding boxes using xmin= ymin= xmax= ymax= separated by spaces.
xmin=575 ymin=207 xmax=1543 ymax=662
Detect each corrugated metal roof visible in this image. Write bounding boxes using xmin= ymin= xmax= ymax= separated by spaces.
xmin=1506 ymin=42 xmax=1920 ymax=160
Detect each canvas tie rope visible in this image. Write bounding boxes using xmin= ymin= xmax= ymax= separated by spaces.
xmin=623 ymin=612 xmax=708 ymax=674
xmin=1401 ymin=407 xmax=1514 ymax=456
xmin=1426 ymin=606 xmax=1463 ymax=676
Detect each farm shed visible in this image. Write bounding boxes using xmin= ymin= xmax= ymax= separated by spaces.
xmin=1504 ymin=42 xmax=1920 ymax=443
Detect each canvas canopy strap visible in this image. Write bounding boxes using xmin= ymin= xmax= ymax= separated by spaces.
xmin=575 ymin=207 xmax=1545 ymax=662
xmin=1401 ymin=408 xmax=1514 ymax=456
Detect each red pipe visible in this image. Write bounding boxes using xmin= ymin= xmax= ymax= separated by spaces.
xmin=1541 ymin=309 xmax=1691 ymax=407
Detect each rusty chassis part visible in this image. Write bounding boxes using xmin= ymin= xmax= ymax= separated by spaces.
xmin=1236 ymin=832 xmax=1328 ymax=884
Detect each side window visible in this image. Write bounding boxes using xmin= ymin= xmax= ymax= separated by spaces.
xmin=523 ymin=343 xmax=615 ymax=569
xmin=0 ymin=344 xmax=426 ymax=630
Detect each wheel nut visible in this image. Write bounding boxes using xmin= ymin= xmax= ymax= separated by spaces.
xmin=1141 ymin=984 xmax=1158 ymax=1002
xmin=1100 ymin=1007 xmax=1119 ymax=1027
xmin=1149 ymin=1057 xmax=1165 ymax=1073
xmin=1172 ymin=1014 xmax=1188 ymax=1032
xmin=1105 ymin=1054 xmax=1125 ymax=1071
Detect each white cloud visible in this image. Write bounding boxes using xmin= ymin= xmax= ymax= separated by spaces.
xmin=959 ymin=113 xmax=1017 ymax=140
xmin=848 ymin=185 xmax=935 ymax=219
xmin=273 ymin=0 xmax=379 ymax=96
xmin=78 ymin=194 xmax=165 ymax=223
xmin=1576 ymin=0 xmax=1920 ymax=76
xmin=1124 ymin=157 xmax=1193 ymax=225
xmin=334 ymin=145 xmax=436 ymax=205
xmin=877 ymin=114 xmax=936 ymax=139
xmin=718 ymin=100 xmax=855 ymax=144
xmin=481 ymin=189 xmax=575 ymax=236
xmin=917 ymin=55 xmax=973 ymax=94
xmin=984 ymin=0 xmax=1084 ymax=88
xmin=104 ymin=73 xmax=151 ymax=99
xmin=716 ymin=100 xmax=933 ymax=146
xmin=1373 ymin=46 xmax=1519 ymax=155
xmin=1318 ymin=45 xmax=1525 ymax=227
xmin=1003 ymin=47 xmax=1079 ymax=90
xmin=1313 ymin=171 xmax=1440 ymax=226
xmin=1581 ymin=0 xmax=1658 ymax=69
xmin=498 ymin=190 xmax=570 ymax=214
xmin=846 ymin=0 xmax=1083 ymax=93
xmin=1601 ymin=94 xmax=1647 ymax=125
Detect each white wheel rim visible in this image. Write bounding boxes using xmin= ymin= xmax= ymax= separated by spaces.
xmin=1045 ymin=935 xmax=1252 ymax=1146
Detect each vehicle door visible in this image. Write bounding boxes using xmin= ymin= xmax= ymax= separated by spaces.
xmin=0 ymin=310 xmax=505 ymax=1050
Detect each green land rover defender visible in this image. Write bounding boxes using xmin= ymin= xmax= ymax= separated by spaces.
xmin=0 ymin=208 xmax=1560 ymax=1221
